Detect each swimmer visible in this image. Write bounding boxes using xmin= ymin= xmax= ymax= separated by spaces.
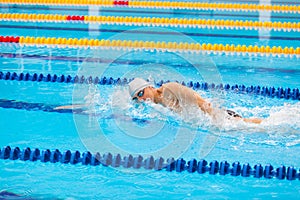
xmin=129 ymin=78 xmax=263 ymax=124
xmin=55 ymin=78 xmax=262 ymax=124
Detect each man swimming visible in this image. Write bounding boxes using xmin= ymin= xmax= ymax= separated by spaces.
xmin=129 ymin=78 xmax=263 ymax=124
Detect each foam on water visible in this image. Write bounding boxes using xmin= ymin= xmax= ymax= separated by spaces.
xmin=264 ymin=102 xmax=300 ymax=127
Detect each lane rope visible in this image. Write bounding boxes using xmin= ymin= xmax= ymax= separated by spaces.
xmin=0 ymin=0 xmax=299 ymax=13
xmin=0 ymin=146 xmax=299 ymax=180
xmin=1 ymin=13 xmax=299 ymax=32
xmin=0 ymin=71 xmax=299 ymax=101
xmin=0 ymin=36 xmax=299 ymax=57
xmin=1 ymin=4 xmax=298 ymax=20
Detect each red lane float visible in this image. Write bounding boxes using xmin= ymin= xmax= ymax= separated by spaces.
xmin=113 ymin=0 xmax=129 ymax=6
xmin=0 ymin=36 xmax=20 ymax=43
xmin=66 ymin=15 xmax=85 ymax=21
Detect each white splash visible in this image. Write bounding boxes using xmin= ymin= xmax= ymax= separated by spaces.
xmin=94 ymin=86 xmax=300 ymax=136
xmin=263 ymin=102 xmax=300 ymax=127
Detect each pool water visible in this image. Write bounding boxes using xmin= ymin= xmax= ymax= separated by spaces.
xmin=1 ymin=1 xmax=300 ymax=199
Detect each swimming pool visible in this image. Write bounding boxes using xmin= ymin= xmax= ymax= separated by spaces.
xmin=0 ymin=0 xmax=300 ymax=199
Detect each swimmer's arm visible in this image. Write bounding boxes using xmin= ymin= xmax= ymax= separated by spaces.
xmin=54 ymin=104 xmax=88 ymax=110
xmin=54 ymin=105 xmax=150 ymax=124
xmin=242 ymin=118 xmax=263 ymax=124
xmin=195 ymin=94 xmax=214 ymax=115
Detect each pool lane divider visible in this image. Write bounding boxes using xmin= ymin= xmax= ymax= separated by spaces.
xmin=0 ymin=36 xmax=299 ymax=57
xmin=1 ymin=13 xmax=299 ymax=32
xmin=0 ymin=71 xmax=299 ymax=101
xmin=0 ymin=0 xmax=299 ymax=13
xmin=2 ymin=5 xmax=299 ymax=21
xmin=4 ymin=25 xmax=299 ymax=42
xmin=0 ymin=146 xmax=299 ymax=181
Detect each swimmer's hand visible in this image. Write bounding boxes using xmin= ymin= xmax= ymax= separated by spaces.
xmin=54 ymin=104 xmax=87 ymax=110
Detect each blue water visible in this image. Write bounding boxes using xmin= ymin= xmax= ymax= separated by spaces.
xmin=1 ymin=1 xmax=300 ymax=199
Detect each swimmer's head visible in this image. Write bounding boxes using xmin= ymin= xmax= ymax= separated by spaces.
xmin=129 ymin=78 xmax=152 ymax=101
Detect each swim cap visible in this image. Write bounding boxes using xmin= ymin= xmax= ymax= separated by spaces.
xmin=128 ymin=78 xmax=152 ymax=97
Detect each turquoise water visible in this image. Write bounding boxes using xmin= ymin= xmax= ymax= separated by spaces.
xmin=1 ymin=1 xmax=300 ymax=199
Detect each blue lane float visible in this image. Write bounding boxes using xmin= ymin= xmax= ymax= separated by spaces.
xmin=0 ymin=71 xmax=299 ymax=101
xmin=0 ymin=146 xmax=299 ymax=181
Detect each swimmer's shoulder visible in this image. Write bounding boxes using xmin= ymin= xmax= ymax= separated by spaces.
xmin=162 ymin=82 xmax=182 ymax=89
xmin=162 ymin=82 xmax=196 ymax=94
xmin=160 ymin=82 xmax=182 ymax=95
xmin=158 ymin=82 xmax=179 ymax=98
